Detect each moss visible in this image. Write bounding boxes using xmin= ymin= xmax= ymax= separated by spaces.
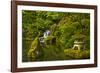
xmin=27 ymin=37 xmax=39 ymax=61
xmin=30 ymin=37 xmax=39 ymax=49
xmin=64 ymin=49 xmax=90 ymax=59
xmin=44 ymin=36 xmax=56 ymax=45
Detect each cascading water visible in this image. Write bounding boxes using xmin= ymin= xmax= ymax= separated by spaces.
xmin=39 ymin=30 xmax=50 ymax=43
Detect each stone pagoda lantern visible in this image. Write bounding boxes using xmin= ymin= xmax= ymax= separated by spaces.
xmin=72 ymin=40 xmax=85 ymax=50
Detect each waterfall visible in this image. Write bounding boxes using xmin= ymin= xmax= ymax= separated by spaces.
xmin=44 ymin=30 xmax=50 ymax=38
xmin=39 ymin=30 xmax=50 ymax=43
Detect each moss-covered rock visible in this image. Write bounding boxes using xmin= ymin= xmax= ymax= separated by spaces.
xmin=64 ymin=49 xmax=90 ymax=59
xmin=44 ymin=36 xmax=56 ymax=45
xmin=27 ymin=37 xmax=39 ymax=61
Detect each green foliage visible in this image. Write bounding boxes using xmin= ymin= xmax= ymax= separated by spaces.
xmin=22 ymin=10 xmax=90 ymax=62
xmin=39 ymin=45 xmax=66 ymax=61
